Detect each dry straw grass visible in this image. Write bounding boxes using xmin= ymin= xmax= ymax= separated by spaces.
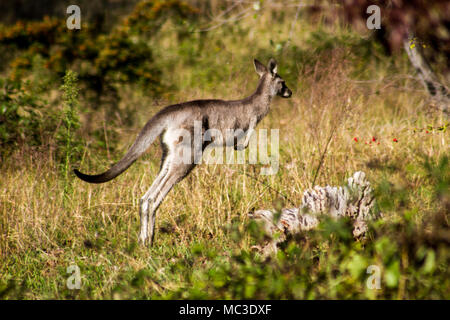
xmin=0 ymin=8 xmax=448 ymax=298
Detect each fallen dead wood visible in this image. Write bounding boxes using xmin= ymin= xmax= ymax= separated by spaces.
xmin=249 ymin=171 xmax=380 ymax=254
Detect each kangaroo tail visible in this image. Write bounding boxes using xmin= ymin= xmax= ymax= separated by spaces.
xmin=74 ymin=117 xmax=165 ymax=184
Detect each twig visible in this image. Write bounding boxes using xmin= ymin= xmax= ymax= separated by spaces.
xmin=311 ymin=126 xmax=334 ymax=187
xmin=283 ymin=0 xmax=302 ymax=51
xmin=239 ymin=169 xmax=297 ymax=207
xmin=311 ymin=98 xmax=351 ymax=187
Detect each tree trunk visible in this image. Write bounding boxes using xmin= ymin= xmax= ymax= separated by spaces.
xmin=403 ymin=35 xmax=450 ymax=116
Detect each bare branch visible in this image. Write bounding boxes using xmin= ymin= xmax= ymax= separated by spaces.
xmin=403 ymin=35 xmax=450 ymax=116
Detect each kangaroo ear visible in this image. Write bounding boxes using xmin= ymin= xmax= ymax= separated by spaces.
xmin=253 ymin=59 xmax=266 ymax=77
xmin=267 ymin=58 xmax=277 ymax=75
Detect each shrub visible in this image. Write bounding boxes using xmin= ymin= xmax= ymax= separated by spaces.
xmin=0 ymin=0 xmax=199 ymax=112
xmin=58 ymin=70 xmax=82 ymax=183
xmin=0 ymin=78 xmax=50 ymax=155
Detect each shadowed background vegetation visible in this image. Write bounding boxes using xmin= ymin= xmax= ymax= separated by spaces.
xmin=0 ymin=0 xmax=448 ymax=299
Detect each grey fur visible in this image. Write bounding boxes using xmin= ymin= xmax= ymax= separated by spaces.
xmin=74 ymin=58 xmax=292 ymax=246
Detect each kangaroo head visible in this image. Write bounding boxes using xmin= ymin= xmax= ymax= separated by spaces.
xmin=253 ymin=58 xmax=292 ymax=98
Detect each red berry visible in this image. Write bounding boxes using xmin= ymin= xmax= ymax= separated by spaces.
xmin=393 ymin=138 xmax=398 ymax=142
xmin=353 ymin=137 xmax=358 ymax=142
xmin=372 ymin=137 xmax=376 ymax=142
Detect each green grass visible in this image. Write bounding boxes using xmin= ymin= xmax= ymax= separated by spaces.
xmin=0 ymin=5 xmax=449 ymax=299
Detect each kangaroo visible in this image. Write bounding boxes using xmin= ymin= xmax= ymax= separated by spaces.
xmin=74 ymin=58 xmax=292 ymax=246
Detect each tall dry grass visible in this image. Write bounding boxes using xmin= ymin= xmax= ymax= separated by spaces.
xmin=0 ymin=6 xmax=448 ymax=298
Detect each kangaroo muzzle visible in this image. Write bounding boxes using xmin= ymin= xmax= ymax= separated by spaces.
xmin=281 ymin=86 xmax=292 ymax=98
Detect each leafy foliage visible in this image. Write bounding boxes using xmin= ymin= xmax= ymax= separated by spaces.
xmin=59 ymin=70 xmax=82 ymax=196
xmin=0 ymin=0 xmax=199 ymax=159
xmin=0 ymin=78 xmax=50 ymax=154
xmin=0 ymin=0 xmax=198 ymax=109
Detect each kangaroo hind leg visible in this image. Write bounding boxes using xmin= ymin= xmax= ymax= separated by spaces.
xmin=147 ymin=160 xmax=195 ymax=246
xmin=138 ymin=149 xmax=171 ymax=245
xmin=140 ymin=132 xmax=197 ymax=247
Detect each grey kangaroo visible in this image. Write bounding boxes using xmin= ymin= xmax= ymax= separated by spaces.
xmin=74 ymin=58 xmax=292 ymax=246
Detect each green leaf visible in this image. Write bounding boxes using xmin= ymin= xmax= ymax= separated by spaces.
xmin=385 ymin=260 xmax=400 ymax=288
xmin=346 ymin=253 xmax=367 ymax=278
xmin=422 ymin=250 xmax=435 ymax=274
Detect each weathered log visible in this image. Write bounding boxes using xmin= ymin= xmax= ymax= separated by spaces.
xmin=249 ymin=171 xmax=379 ymax=254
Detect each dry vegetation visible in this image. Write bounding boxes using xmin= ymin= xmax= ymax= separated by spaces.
xmin=0 ymin=1 xmax=448 ymax=299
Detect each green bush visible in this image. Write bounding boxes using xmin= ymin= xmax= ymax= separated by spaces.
xmin=0 ymin=78 xmax=50 ymax=155
xmin=58 ymin=70 xmax=83 ymax=196
xmin=0 ymin=0 xmax=200 ymax=160
xmin=0 ymin=0 xmax=199 ymax=112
